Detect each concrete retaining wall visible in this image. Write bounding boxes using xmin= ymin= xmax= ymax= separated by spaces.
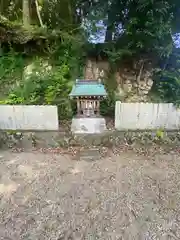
xmin=115 ymin=102 xmax=180 ymax=130
xmin=0 ymin=105 xmax=59 ymax=130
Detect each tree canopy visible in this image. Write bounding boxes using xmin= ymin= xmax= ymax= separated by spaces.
xmin=0 ymin=0 xmax=180 ymax=56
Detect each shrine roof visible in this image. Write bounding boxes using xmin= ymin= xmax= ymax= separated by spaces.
xmin=69 ymin=79 xmax=107 ymax=97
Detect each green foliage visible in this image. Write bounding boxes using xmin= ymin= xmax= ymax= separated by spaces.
xmin=104 ymin=44 xmax=133 ymax=63
xmin=156 ymin=128 xmax=164 ymax=139
xmin=0 ymin=94 xmax=24 ymax=104
xmin=80 ymin=0 xmax=178 ymax=61
xmin=2 ymin=0 xmax=180 ymax=120
xmin=154 ymin=70 xmax=180 ymax=105
xmin=1 ymin=60 xmax=74 ymax=119
xmin=0 ymin=52 xmax=25 ymax=95
xmin=100 ymin=92 xmax=116 ymax=117
xmin=0 ymin=20 xmax=83 ymax=119
xmin=152 ymin=49 xmax=180 ymax=105
xmin=100 ymin=72 xmax=117 ymax=117
xmin=2 ymin=0 xmax=179 ymax=59
xmin=0 ymin=32 xmax=83 ymax=119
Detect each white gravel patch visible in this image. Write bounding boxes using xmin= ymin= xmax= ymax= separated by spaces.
xmin=0 ymin=151 xmax=180 ymax=239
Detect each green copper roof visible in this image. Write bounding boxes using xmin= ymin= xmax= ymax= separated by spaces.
xmin=69 ymin=79 xmax=107 ymax=97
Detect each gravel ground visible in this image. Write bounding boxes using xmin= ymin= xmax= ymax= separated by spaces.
xmin=0 ymin=150 xmax=180 ymax=240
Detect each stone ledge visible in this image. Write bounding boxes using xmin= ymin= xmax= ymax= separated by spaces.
xmin=0 ymin=130 xmax=180 ymax=149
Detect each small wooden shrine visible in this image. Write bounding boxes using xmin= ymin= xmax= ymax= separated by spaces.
xmin=69 ymin=79 xmax=107 ymax=117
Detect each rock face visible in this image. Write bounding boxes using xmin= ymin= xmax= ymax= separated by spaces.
xmin=84 ymin=58 xmax=108 ymax=81
xmin=23 ymin=59 xmax=52 ymax=80
xmin=84 ymin=58 xmax=153 ymax=102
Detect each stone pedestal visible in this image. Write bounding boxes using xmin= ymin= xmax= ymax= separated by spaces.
xmin=71 ymin=117 xmax=107 ymax=134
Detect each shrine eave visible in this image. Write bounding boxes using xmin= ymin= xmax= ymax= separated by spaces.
xmin=69 ymin=79 xmax=107 ymax=97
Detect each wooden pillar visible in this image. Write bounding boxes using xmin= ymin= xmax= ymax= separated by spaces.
xmin=83 ymin=100 xmax=86 ymax=115
xmin=86 ymin=100 xmax=89 ymax=116
xmin=97 ymin=100 xmax=100 ymax=115
xmin=93 ymin=101 xmax=96 ymax=112
xmin=89 ymin=101 xmax=93 ymax=116
xmin=77 ymin=98 xmax=80 ymax=115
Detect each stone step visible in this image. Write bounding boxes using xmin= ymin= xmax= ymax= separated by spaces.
xmin=77 ymin=148 xmax=101 ymax=161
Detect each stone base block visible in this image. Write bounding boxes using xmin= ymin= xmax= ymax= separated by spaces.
xmin=71 ymin=117 xmax=107 ymax=134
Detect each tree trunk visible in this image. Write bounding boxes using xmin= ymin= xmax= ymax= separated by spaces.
xmin=35 ymin=0 xmax=43 ymax=27
xmin=0 ymin=0 xmax=3 ymax=14
xmin=105 ymin=8 xmax=113 ymax=42
xmin=23 ymin=0 xmax=30 ymax=27
xmin=105 ymin=25 xmax=113 ymax=42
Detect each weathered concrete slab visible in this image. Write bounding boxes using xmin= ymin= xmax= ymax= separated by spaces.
xmin=71 ymin=117 xmax=107 ymax=134
xmin=115 ymin=101 xmax=180 ymax=130
xmin=0 ymin=105 xmax=59 ymax=130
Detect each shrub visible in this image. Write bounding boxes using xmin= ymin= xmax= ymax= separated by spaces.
xmin=0 ymin=58 xmax=75 ymax=119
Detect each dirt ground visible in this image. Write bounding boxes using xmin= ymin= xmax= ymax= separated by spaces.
xmin=0 ymin=150 xmax=180 ymax=240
